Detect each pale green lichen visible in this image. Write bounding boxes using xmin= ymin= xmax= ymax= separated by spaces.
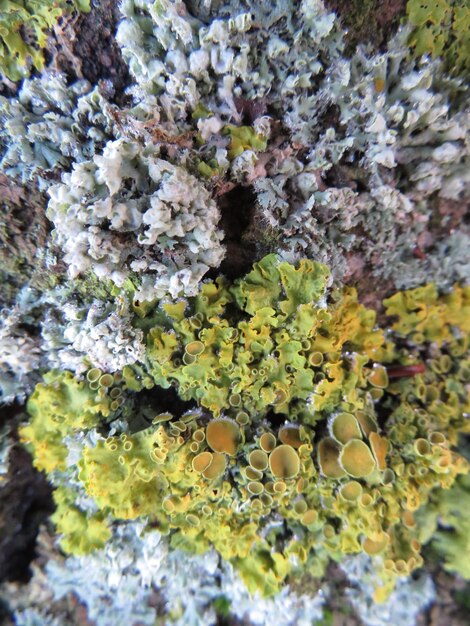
xmin=418 ymin=474 xmax=470 ymax=579
xmin=0 ymin=74 xmax=117 ymax=189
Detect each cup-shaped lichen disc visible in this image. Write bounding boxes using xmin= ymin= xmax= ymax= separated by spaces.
xmin=362 ymin=532 xmax=390 ymax=555
xmin=367 ymin=364 xmax=389 ymax=389
xmin=202 ymin=452 xmax=227 ymax=479
xmin=369 ymin=432 xmax=389 ymax=470
xmin=318 ymin=437 xmax=347 ymax=478
xmin=340 ymin=439 xmax=376 ymax=478
xmin=99 ymin=373 xmax=114 ymax=388
xmin=236 ymin=411 xmax=250 ymax=426
xmin=249 ymin=449 xmax=269 ymax=471
xmin=247 ymin=481 xmax=264 ymax=495
xmin=186 ymin=513 xmax=200 ymax=527
xmin=293 ymin=499 xmax=308 ymax=514
xmin=301 ymin=509 xmax=318 ymax=526
xmin=259 ymin=432 xmax=276 ymax=452
xmin=185 ymin=340 xmax=205 ymax=356
xmin=192 ymin=451 xmax=213 ymax=473
xmin=245 ymin=466 xmax=263 ymax=481
xmin=206 ymin=418 xmax=241 ymax=456
xmin=308 ymin=351 xmax=324 ymax=367
xmin=278 ymin=425 xmax=302 ymax=448
xmin=381 ymin=468 xmax=395 ymax=485
xmin=330 ymin=413 xmax=362 ymax=444
xmin=269 ymin=445 xmax=300 ymax=479
xmin=273 ymin=386 xmax=288 ymax=405
xmin=86 ymin=368 xmax=102 ymax=383
xmin=429 ymin=431 xmax=446 ymax=445
xmin=413 ymin=438 xmax=431 ymax=457
xmin=152 ymin=412 xmax=173 ymax=424
xmin=355 ymin=411 xmax=378 ymax=437
xmin=339 ymin=480 xmax=363 ymax=502
xmin=273 ymin=480 xmax=287 ymax=493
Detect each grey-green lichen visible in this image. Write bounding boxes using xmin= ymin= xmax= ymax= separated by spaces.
xmin=0 ymin=74 xmax=117 ymax=190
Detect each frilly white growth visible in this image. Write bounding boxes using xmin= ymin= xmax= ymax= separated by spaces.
xmin=223 ymin=564 xmax=327 ymax=626
xmin=47 ymin=138 xmax=225 ymax=300
xmin=0 ymin=73 xmax=117 ymax=190
xmin=340 ymin=555 xmax=435 ymax=626
xmin=32 ymin=522 xmax=326 ymax=626
xmin=117 ymin=0 xmax=469 ymax=291
xmin=339 ymin=38 xmax=470 ymax=201
xmin=255 ymin=156 xmax=416 ymax=281
xmin=0 ymin=301 xmax=41 ymax=404
xmin=252 ymin=25 xmax=470 ymax=289
xmin=117 ymin=0 xmax=343 ymax=138
xmin=42 ymin=297 xmax=145 ymax=374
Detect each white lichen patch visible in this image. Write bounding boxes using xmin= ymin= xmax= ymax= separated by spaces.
xmin=47 ymin=139 xmax=225 ymax=300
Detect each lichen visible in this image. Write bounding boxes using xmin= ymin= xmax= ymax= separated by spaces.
xmin=0 ymin=73 xmax=117 ymax=190
xmin=19 ymin=256 xmax=470 ymax=600
xmin=2 ymin=0 xmax=470 ymax=619
xmin=47 ymin=138 xmax=225 ymax=300
xmin=0 ymin=0 xmax=90 ymax=81
xmin=407 ymin=0 xmax=470 ymax=79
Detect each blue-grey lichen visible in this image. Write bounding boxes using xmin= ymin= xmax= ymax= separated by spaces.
xmin=42 ymin=295 xmax=146 ymax=375
xmin=0 ymin=73 xmax=117 ymax=190
xmin=252 ymin=24 xmax=470 ymax=288
xmin=341 ymin=554 xmax=435 ymax=626
xmin=7 ymin=522 xmax=328 ymax=626
xmin=417 ymin=474 xmax=470 ymax=580
xmin=0 ymin=296 xmax=42 ymax=403
xmin=117 ymin=0 xmax=343 ymax=140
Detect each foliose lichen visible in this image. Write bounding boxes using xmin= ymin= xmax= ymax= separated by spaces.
xmin=47 ymin=138 xmax=225 ymax=300
xmin=1 ymin=0 xmax=470 ymax=621
xmin=20 ymin=255 xmax=470 ymax=600
xmin=0 ymin=73 xmax=117 ymax=190
xmin=407 ymin=0 xmax=470 ymax=79
xmin=0 ymin=0 xmax=90 ymax=81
